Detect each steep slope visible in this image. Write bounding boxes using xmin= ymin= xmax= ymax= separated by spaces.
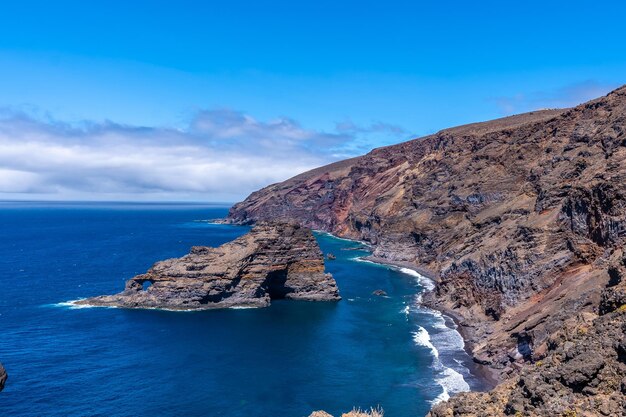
xmin=227 ymin=86 xmax=626 ymax=381
xmin=429 ymin=255 xmax=626 ymax=416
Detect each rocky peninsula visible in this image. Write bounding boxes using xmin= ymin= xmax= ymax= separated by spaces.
xmin=76 ymin=222 xmax=340 ymax=310
xmin=226 ymin=86 xmax=626 ymax=414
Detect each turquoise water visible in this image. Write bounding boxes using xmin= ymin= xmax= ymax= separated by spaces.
xmin=0 ymin=202 xmax=482 ymax=416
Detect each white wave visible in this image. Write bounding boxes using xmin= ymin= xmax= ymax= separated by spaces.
xmin=413 ymin=317 xmax=471 ymax=405
xmin=228 ymin=305 xmax=261 ymax=310
xmin=400 ymin=305 xmax=411 ymax=321
xmin=351 ymin=257 xmax=436 ymax=295
xmin=314 ymin=231 xmax=372 ymax=247
xmin=423 ymin=310 xmax=466 ymax=354
xmin=412 ymin=326 xmax=439 ymax=359
xmin=351 ymin=256 xmax=436 ymax=292
xmin=53 ymin=299 xmax=231 ymax=312
xmin=398 ymin=267 xmax=435 ymax=291
xmin=350 ymin=256 xmax=387 ymax=267
xmin=51 ymin=299 xmax=117 ymax=310
xmin=432 ymin=367 xmax=471 ymax=404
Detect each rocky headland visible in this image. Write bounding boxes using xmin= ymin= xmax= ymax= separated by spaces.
xmin=226 ymin=86 xmax=626 ymax=414
xmin=76 ymin=222 xmax=340 ymax=310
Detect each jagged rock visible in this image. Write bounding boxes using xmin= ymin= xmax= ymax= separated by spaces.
xmin=372 ymin=289 xmax=387 ymax=296
xmin=327 ymin=253 xmax=336 ymax=260
xmin=76 ymin=222 xmax=340 ymax=310
xmin=0 ymin=362 xmax=6 ymax=392
xmin=428 ymin=309 xmax=626 ymax=416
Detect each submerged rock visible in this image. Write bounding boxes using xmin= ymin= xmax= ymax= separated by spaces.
xmin=372 ymin=289 xmax=387 ymax=296
xmin=76 ymin=222 xmax=340 ymax=310
xmin=0 ymin=362 xmax=6 ymax=392
xmin=326 ymin=253 xmax=336 ymax=260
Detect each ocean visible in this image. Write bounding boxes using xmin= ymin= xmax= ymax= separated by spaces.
xmin=0 ymin=202 xmax=483 ymax=416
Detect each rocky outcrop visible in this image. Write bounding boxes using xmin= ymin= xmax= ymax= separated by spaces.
xmin=226 ymin=86 xmax=626 ymax=411
xmin=428 ymin=292 xmax=626 ymax=416
xmin=0 ymin=362 xmax=6 ymax=392
xmin=76 ymin=222 xmax=340 ymax=310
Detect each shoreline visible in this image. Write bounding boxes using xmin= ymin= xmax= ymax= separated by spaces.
xmin=228 ymin=221 xmax=501 ymax=392
xmin=353 ymin=255 xmax=500 ymax=390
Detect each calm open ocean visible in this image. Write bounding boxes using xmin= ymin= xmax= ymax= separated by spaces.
xmin=0 ymin=202 xmax=483 ymax=416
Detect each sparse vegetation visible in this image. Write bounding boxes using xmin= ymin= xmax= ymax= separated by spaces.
xmin=342 ymin=407 xmax=384 ymax=417
xmin=309 ymin=407 xmax=384 ymax=417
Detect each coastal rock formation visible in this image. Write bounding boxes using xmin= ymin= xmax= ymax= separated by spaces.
xmin=77 ymin=222 xmax=340 ymax=310
xmin=226 ymin=86 xmax=626 ymax=409
xmin=0 ymin=362 xmax=6 ymax=392
xmin=428 ymin=299 xmax=626 ymax=416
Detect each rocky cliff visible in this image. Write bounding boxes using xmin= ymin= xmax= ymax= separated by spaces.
xmin=429 ymin=259 xmax=626 ymax=416
xmin=227 ymin=86 xmax=626 ymax=411
xmin=76 ymin=222 xmax=340 ymax=310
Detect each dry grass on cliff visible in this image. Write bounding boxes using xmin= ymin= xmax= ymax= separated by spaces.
xmin=309 ymin=407 xmax=384 ymax=417
xmin=341 ymin=407 xmax=384 ymax=417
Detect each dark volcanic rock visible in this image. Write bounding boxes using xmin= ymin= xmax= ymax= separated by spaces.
xmin=428 ymin=308 xmax=626 ymax=416
xmin=0 ymin=362 xmax=6 ymax=392
xmin=76 ymin=222 xmax=340 ymax=310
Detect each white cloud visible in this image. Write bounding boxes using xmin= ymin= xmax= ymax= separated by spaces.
xmin=0 ymin=110 xmax=408 ymax=201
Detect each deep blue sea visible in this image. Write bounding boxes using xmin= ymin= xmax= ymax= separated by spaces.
xmin=0 ymin=202 xmax=484 ymax=416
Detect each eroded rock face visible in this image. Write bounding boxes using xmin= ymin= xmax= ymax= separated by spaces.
xmin=428 ymin=307 xmax=626 ymax=416
xmin=76 ymin=222 xmax=340 ymax=310
xmin=226 ymin=86 xmax=626 ymax=376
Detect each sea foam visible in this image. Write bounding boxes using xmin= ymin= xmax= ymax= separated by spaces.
xmin=410 ymin=303 xmax=471 ymax=404
xmin=51 ymin=299 xmax=102 ymax=309
xmin=397 ymin=267 xmax=435 ymax=291
xmin=433 ymin=367 xmax=470 ymax=403
xmin=413 ymin=326 xmax=439 ymax=359
xmin=414 ymin=322 xmax=471 ymax=404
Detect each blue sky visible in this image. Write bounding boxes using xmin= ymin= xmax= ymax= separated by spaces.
xmin=0 ymin=1 xmax=625 ymax=201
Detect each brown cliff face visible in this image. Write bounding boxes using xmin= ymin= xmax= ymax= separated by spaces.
xmin=76 ymin=222 xmax=340 ymax=310
xmin=429 ymin=258 xmax=626 ymax=416
xmin=227 ymin=86 xmax=626 ymax=380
